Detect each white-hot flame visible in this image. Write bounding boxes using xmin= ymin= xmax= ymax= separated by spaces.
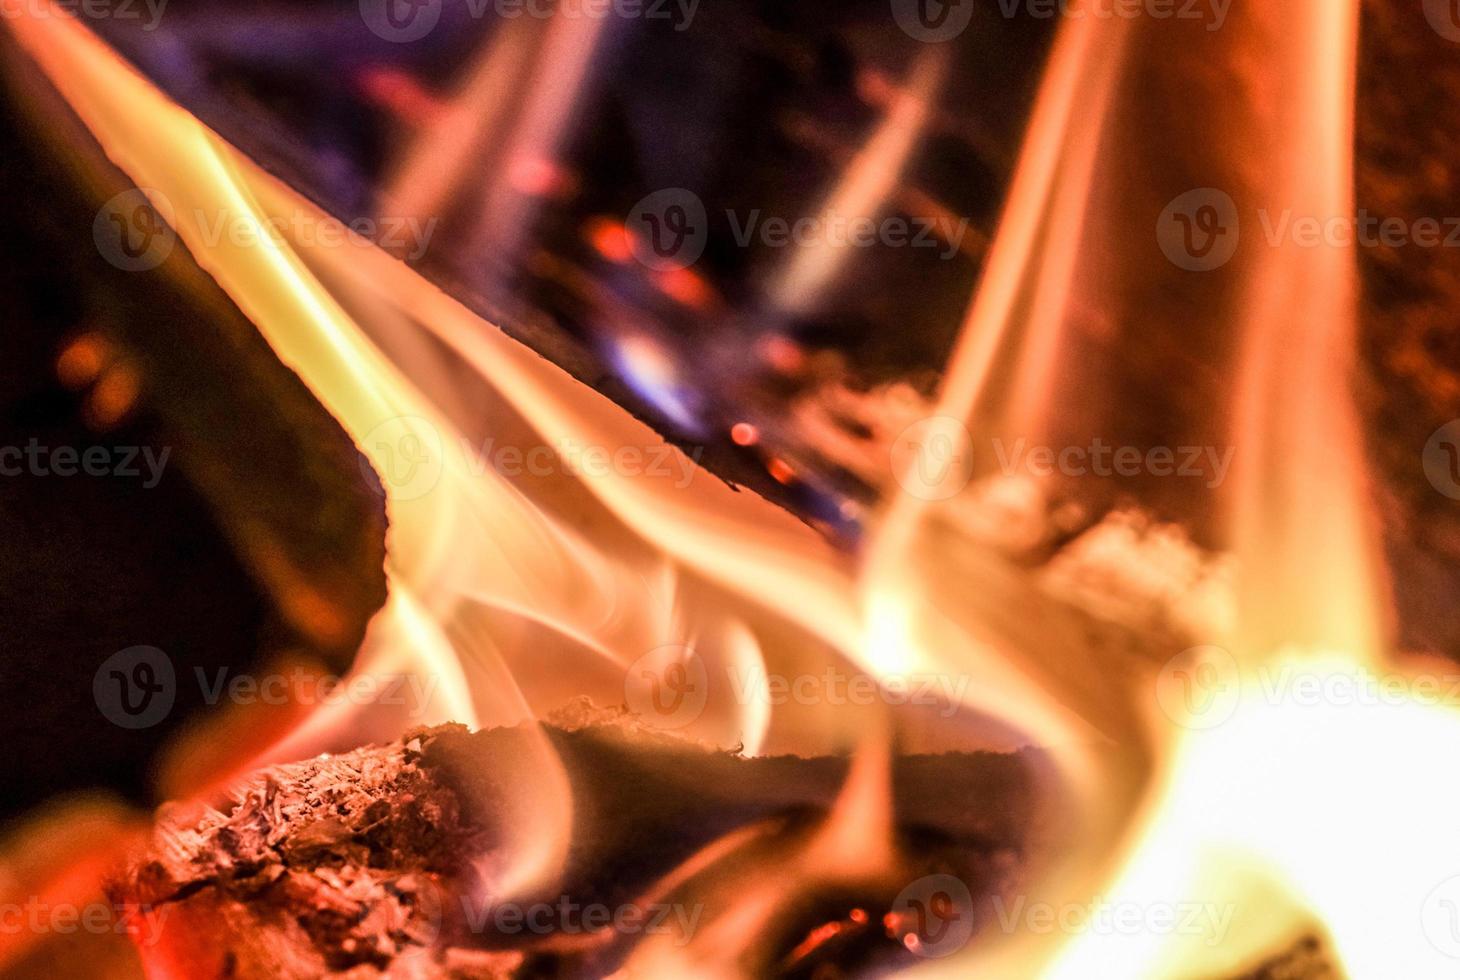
xmin=11 ymin=2 xmax=1460 ymax=977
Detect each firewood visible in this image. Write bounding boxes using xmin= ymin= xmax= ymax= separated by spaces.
xmin=106 ymin=716 xmax=1339 ymax=979
xmin=107 ymin=716 xmax=1039 ymax=979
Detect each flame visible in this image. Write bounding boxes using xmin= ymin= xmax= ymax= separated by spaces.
xmin=5 ymin=0 xmax=879 ymax=910
xmin=766 ymin=45 xmax=950 ymax=317
xmin=11 ymin=1 xmax=1460 ymax=977
xmin=891 ymin=2 xmax=1460 ymax=978
xmin=6 ymin=5 xmax=576 ymax=899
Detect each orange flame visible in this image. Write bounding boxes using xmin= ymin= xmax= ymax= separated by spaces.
xmin=12 ymin=1 xmax=1460 ymax=977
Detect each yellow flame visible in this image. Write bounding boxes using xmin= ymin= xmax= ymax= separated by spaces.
xmin=5 ymin=5 xmax=581 ymax=898
xmin=5 ymin=0 xmax=896 ymax=907
xmin=903 ymin=2 xmax=1457 ymax=978
xmin=13 ymin=1 xmax=1454 ymax=976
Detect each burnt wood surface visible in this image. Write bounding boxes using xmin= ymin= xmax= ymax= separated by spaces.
xmin=107 ymin=719 xmax=1040 ymax=979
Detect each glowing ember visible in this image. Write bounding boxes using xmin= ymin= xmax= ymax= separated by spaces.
xmin=730 ymin=422 xmax=759 ymax=447
xmin=9 ymin=1 xmax=1460 ymax=977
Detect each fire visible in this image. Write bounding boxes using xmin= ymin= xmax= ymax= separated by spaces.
xmin=10 ymin=0 xmax=1460 ymax=977
xmin=880 ymin=1 xmax=1460 ymax=978
xmin=765 ymin=44 xmax=949 ymax=318
xmin=6 ymin=0 xmax=867 ymax=912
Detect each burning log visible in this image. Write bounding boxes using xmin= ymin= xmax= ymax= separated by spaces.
xmin=108 ymin=714 xmax=1040 ymax=979
xmin=106 ymin=714 xmax=1343 ymax=979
